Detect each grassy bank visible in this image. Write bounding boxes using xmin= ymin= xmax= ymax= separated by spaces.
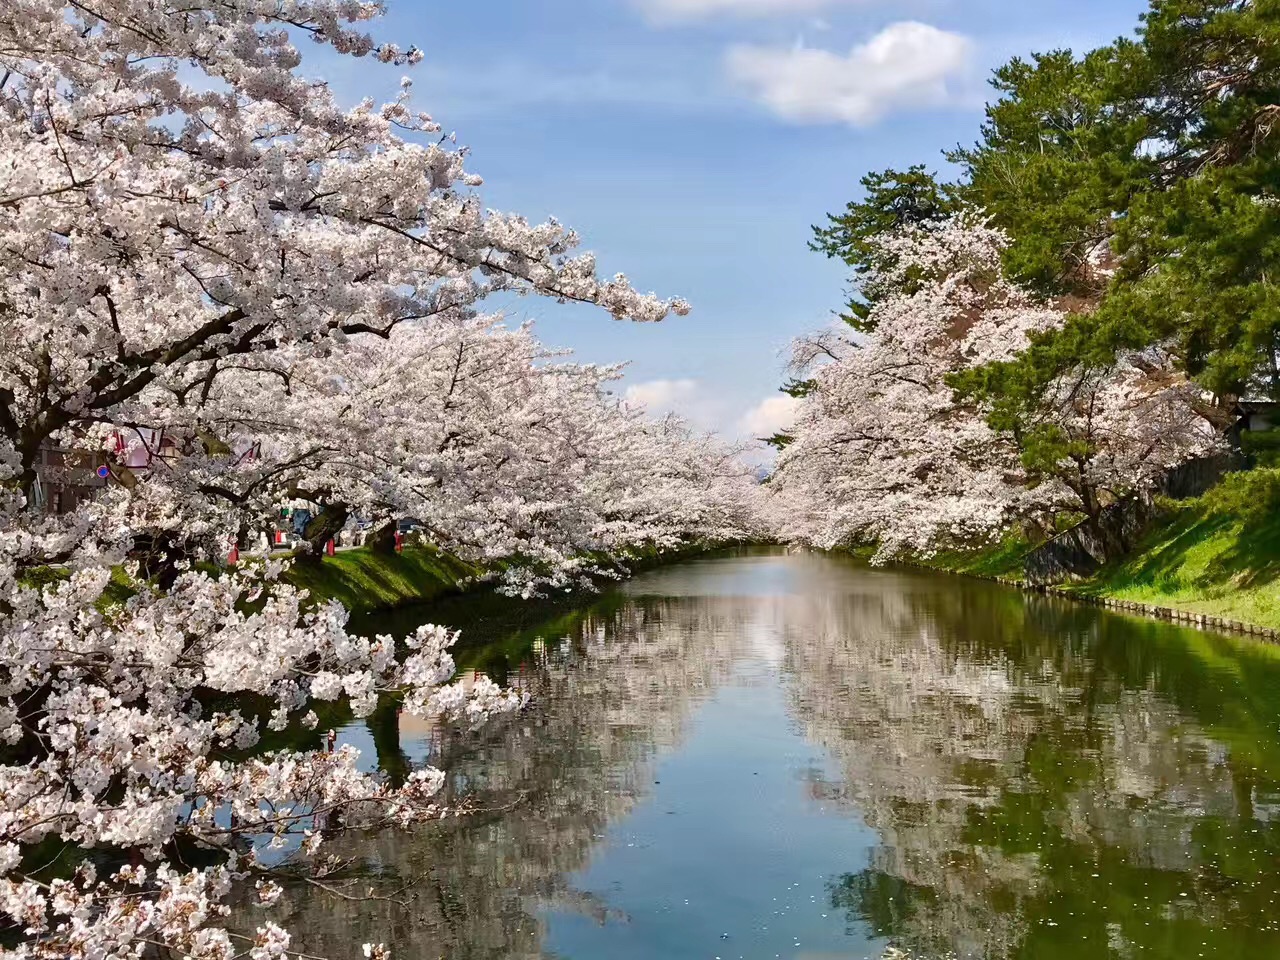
xmin=1063 ymin=470 xmax=1280 ymax=628
xmin=910 ymin=469 xmax=1280 ymax=632
xmin=28 ymin=540 xmax=736 ymax=623
xmin=284 ymin=546 xmax=481 ymax=614
xmin=917 ymin=535 xmax=1031 ymax=580
xmin=286 ymin=540 xmax=742 ymax=617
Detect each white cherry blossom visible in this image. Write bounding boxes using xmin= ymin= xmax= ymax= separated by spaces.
xmin=769 ymin=214 xmax=1218 ymax=559
xmin=0 ymin=3 xmax=760 ymax=958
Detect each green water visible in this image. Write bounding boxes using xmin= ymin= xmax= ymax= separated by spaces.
xmin=283 ymin=549 xmax=1280 ymax=959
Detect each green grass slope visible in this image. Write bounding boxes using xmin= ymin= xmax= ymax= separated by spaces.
xmin=285 ymin=540 xmax=736 ymax=615
xmin=918 ymin=534 xmax=1032 ymax=580
xmin=284 ymin=546 xmax=480 ymax=614
xmin=896 ymin=469 xmax=1280 ymax=631
xmin=1067 ymin=469 xmax=1280 ymax=628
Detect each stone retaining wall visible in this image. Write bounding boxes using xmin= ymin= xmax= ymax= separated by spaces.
xmin=1022 ymin=453 xmax=1244 ymax=585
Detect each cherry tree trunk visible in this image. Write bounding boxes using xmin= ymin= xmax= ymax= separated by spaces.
xmin=295 ymin=505 xmax=350 ymax=566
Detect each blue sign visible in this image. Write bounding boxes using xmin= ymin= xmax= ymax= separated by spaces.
xmin=96 ymin=465 xmax=111 ymax=479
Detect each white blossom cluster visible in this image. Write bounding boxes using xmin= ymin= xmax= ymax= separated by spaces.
xmin=0 ymin=2 xmax=763 ymax=957
xmin=197 ymin=314 xmax=765 ymax=595
xmin=0 ymin=0 xmax=753 ymax=591
xmin=767 ymin=214 xmax=1220 ymax=559
xmin=0 ymin=501 xmax=522 ymax=959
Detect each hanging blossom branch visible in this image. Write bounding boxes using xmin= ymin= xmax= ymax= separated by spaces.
xmin=0 ymin=509 xmax=522 ymax=958
xmin=0 ymin=3 xmax=765 ymax=959
xmin=0 ymin=0 xmax=690 ymax=491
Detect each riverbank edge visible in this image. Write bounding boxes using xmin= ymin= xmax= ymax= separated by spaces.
xmin=855 ymin=468 xmax=1280 ymax=641
xmin=997 ymin=570 xmax=1280 ymax=641
xmin=287 ymin=540 xmax=746 ymax=617
xmin=887 ymin=554 xmax=1280 ymax=644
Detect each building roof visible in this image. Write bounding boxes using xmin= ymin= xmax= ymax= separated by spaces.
xmin=1236 ymin=400 xmax=1280 ymax=414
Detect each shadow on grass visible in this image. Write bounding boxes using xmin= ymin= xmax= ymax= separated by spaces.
xmin=285 ymin=547 xmax=478 ymax=614
xmin=1209 ymin=516 xmax=1280 ymax=589
xmin=1087 ymin=505 xmax=1280 ymax=603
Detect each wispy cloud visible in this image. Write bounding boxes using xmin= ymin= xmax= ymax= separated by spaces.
xmin=725 ymin=21 xmax=974 ymax=126
xmin=625 ymin=377 xmax=744 ymax=437
xmin=406 ymin=57 xmax=722 ymax=118
xmin=626 ymin=378 xmax=803 ymax=455
xmin=625 ymin=378 xmax=705 ymax=416
xmin=622 ymin=378 xmax=737 ymax=435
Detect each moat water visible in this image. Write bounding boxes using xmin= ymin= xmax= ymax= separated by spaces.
xmin=280 ymin=549 xmax=1280 ymax=959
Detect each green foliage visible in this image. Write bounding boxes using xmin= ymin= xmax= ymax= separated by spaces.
xmin=1200 ymin=466 xmax=1280 ymax=527
xmin=955 ymin=0 xmax=1280 ymax=402
xmin=805 ymin=1 xmax=1280 ymax=529
xmin=947 ymin=306 xmax=1152 ymax=505
xmin=811 ymin=165 xmax=961 ymax=330
xmin=1242 ymin=429 xmax=1280 ymax=467
xmin=1015 ymin=424 xmax=1091 ymax=496
xmin=1115 ymin=170 xmax=1280 ymax=399
xmin=780 ymin=377 xmax=816 ymax=398
xmin=950 ymin=45 xmax=1157 ymax=294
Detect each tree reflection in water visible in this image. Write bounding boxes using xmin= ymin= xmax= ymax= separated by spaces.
xmin=781 ymin=566 xmax=1280 ymax=959
xmin=271 ymin=595 xmax=752 ymax=959
xmin=262 ymin=552 xmax=1280 ymax=960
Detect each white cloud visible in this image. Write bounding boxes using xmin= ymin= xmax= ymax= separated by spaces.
xmin=639 ymin=0 xmax=857 ymax=20
xmin=625 ymin=378 xmax=704 ymax=417
xmin=625 ymin=377 xmax=746 ymax=437
xmin=625 ymin=380 xmax=801 ymax=468
xmin=739 ymin=393 xmax=802 ymax=438
xmin=725 ymin=21 xmax=973 ymax=126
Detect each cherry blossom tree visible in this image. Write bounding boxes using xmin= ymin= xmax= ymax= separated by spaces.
xmin=0 ymin=519 xmax=522 ymax=959
xmin=0 ymin=3 xmax=759 ymax=958
xmin=0 ymin=0 xmax=687 ymax=502
xmin=768 ymin=214 xmax=1220 ymax=560
xmin=195 ymin=314 xmax=764 ymax=594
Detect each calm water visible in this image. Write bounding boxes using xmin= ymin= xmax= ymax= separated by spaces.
xmin=279 ymin=549 xmax=1280 ymax=959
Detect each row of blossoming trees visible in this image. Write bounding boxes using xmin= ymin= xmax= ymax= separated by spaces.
xmin=0 ymin=3 xmax=764 ymax=958
xmin=767 ymin=215 xmax=1218 ymax=560
xmin=767 ymin=0 xmax=1278 ymax=562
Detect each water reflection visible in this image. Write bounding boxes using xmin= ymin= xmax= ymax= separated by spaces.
xmin=273 ymin=551 xmax=1280 ymax=959
xmin=276 ymin=590 xmax=755 ymax=958
xmin=778 ymin=561 xmax=1280 ymax=959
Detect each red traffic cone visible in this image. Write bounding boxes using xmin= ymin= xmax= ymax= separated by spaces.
xmin=326 ymin=539 xmax=336 ymax=557
xmin=394 ymin=530 xmax=404 ymax=553
xmin=274 ymin=530 xmax=284 ymax=546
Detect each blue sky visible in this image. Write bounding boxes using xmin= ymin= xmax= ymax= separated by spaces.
xmin=314 ymin=0 xmax=1151 ymax=448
